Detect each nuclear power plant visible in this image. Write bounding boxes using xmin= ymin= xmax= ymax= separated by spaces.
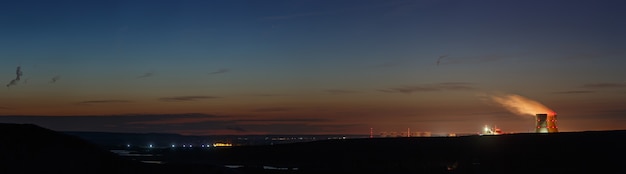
xmin=535 ymin=113 xmax=558 ymax=133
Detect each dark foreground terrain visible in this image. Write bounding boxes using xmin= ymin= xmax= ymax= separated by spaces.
xmin=0 ymin=123 xmax=235 ymax=174
xmin=2 ymin=123 xmax=626 ymax=174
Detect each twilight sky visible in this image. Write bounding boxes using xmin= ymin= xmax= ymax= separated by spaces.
xmin=1 ymin=0 xmax=625 ymax=135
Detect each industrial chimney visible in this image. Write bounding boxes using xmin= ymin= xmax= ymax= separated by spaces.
xmin=535 ymin=113 xmax=558 ymax=133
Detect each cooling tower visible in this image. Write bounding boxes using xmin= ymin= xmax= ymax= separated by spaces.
xmin=535 ymin=114 xmax=558 ymax=133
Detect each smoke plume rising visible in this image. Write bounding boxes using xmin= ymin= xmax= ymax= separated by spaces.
xmin=490 ymin=93 xmax=556 ymax=116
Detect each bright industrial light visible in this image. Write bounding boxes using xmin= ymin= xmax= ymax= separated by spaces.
xmin=171 ymin=145 xmax=175 ymax=148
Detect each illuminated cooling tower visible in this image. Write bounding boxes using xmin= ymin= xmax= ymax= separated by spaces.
xmin=535 ymin=114 xmax=558 ymax=133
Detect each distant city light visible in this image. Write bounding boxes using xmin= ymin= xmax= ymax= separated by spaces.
xmin=183 ymin=145 xmax=186 ymax=147
xmin=171 ymin=144 xmax=175 ymax=148
xmin=149 ymin=144 xmax=153 ymax=148
xmin=213 ymin=142 xmax=233 ymax=147
xmin=126 ymin=144 xmax=130 ymax=147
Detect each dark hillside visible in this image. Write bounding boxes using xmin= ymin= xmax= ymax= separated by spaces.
xmin=194 ymin=131 xmax=626 ymax=174
xmin=3 ymin=123 xmax=625 ymax=174
xmin=0 ymin=123 xmax=233 ymax=174
xmin=0 ymin=123 xmax=143 ymax=173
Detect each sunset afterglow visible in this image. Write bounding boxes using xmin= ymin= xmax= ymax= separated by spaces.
xmin=1 ymin=0 xmax=625 ymax=135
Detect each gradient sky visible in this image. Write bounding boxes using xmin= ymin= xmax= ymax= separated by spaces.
xmin=1 ymin=0 xmax=625 ymax=135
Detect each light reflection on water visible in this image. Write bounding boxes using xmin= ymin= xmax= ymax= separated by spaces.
xmin=141 ymin=160 xmax=164 ymax=164
xmin=224 ymin=165 xmax=298 ymax=171
xmin=110 ymin=150 xmax=155 ymax=157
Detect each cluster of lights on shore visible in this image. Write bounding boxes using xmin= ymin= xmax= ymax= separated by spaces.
xmin=126 ymin=142 xmax=232 ymax=148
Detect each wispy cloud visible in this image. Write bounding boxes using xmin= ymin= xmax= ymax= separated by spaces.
xmin=158 ymin=96 xmax=220 ymax=102
xmin=436 ymin=55 xmax=448 ymax=66
xmin=50 ymin=75 xmax=60 ymax=83
xmin=226 ymin=126 xmax=247 ymax=132
xmin=557 ymin=50 xmax=623 ymax=61
xmin=369 ymin=61 xmax=406 ymax=68
xmin=128 ymin=115 xmax=222 ymax=125
xmin=583 ymin=83 xmax=626 ymax=88
xmin=208 ymin=69 xmax=229 ymax=75
xmin=76 ymin=100 xmax=132 ymax=105
xmin=436 ymin=54 xmax=505 ymax=66
xmin=262 ymin=1 xmax=408 ymax=21
xmin=235 ymin=118 xmax=329 ymax=123
xmin=553 ymin=90 xmax=594 ymax=94
xmin=263 ymin=11 xmax=333 ymax=21
xmin=0 ymin=114 xmax=345 ymax=135
xmin=5 ymin=66 xmax=23 ymax=87
xmin=250 ymin=107 xmax=293 ymax=112
xmin=251 ymin=93 xmax=289 ymax=97
xmin=379 ymin=82 xmax=475 ymax=94
xmin=137 ymin=72 xmax=154 ymax=79
xmin=324 ymin=89 xmax=360 ymax=94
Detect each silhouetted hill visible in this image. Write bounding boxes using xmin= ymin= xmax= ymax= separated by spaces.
xmin=0 ymin=123 xmax=234 ymax=174
xmin=4 ymin=123 xmax=626 ymax=174
xmin=178 ymin=131 xmax=626 ymax=174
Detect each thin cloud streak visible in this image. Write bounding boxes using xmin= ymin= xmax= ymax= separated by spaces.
xmin=250 ymin=93 xmax=290 ymax=97
xmin=251 ymin=107 xmax=293 ymax=112
xmin=226 ymin=126 xmax=247 ymax=132
xmin=263 ymin=11 xmax=332 ymax=20
xmin=437 ymin=54 xmax=505 ymax=66
xmin=0 ymin=114 xmax=345 ymax=135
xmin=158 ymin=96 xmax=220 ymax=102
xmin=128 ymin=116 xmax=222 ymax=125
xmin=553 ymin=90 xmax=594 ymax=94
xmin=379 ymin=82 xmax=474 ymax=94
xmin=583 ymin=83 xmax=626 ymax=88
xmin=324 ymin=89 xmax=360 ymax=94
xmin=76 ymin=100 xmax=132 ymax=105
xmin=261 ymin=1 xmax=408 ymax=21
xmin=208 ymin=69 xmax=229 ymax=75
xmin=235 ymin=118 xmax=329 ymax=123
xmin=136 ymin=72 xmax=154 ymax=79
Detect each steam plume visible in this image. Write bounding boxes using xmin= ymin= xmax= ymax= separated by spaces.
xmin=490 ymin=94 xmax=556 ymax=116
